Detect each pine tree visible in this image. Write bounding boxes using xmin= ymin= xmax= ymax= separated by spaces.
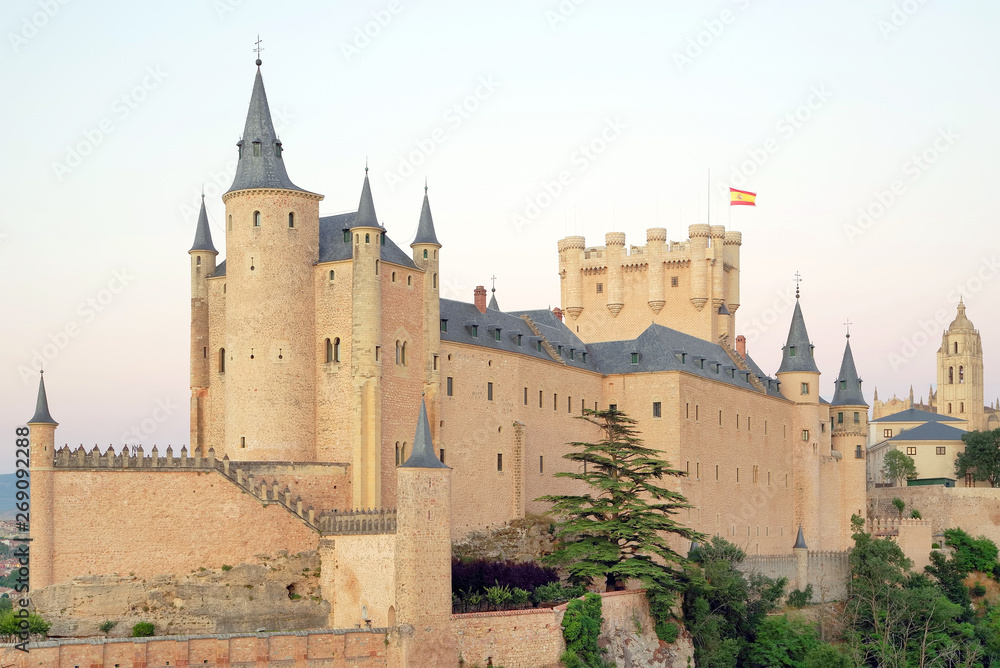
xmin=538 ymin=408 xmax=703 ymax=594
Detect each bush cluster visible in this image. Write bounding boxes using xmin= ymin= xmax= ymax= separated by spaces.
xmin=452 ymin=558 xmax=576 ymax=613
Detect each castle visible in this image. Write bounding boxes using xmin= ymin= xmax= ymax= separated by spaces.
xmin=25 ymin=61 xmax=873 ymax=662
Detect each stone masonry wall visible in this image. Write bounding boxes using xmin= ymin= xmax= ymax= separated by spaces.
xmin=1 ymin=628 xmax=392 ymax=668
xmin=453 ymin=607 xmax=564 ymax=668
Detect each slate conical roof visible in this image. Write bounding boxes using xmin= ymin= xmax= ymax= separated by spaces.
xmin=488 ymin=292 xmax=499 ymax=311
xmin=793 ymin=526 xmax=807 ymax=549
xmin=227 ymin=66 xmax=304 ymax=194
xmin=832 ymin=337 xmax=868 ymax=407
xmin=400 ymin=398 xmax=448 ymax=469
xmin=28 ymin=372 xmax=57 ymax=425
xmin=189 ymin=195 xmax=218 ymax=253
xmin=777 ymin=300 xmax=819 ymax=374
xmin=412 ymin=184 xmax=440 ymax=245
xmin=352 ymin=171 xmax=381 ymax=229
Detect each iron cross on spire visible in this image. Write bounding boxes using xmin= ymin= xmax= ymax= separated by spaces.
xmin=254 ymin=35 xmax=264 ymax=66
xmin=793 ymin=271 xmax=802 ymax=299
xmin=490 ymin=275 xmax=497 ymax=294
xmin=844 ymin=318 xmax=853 ymax=338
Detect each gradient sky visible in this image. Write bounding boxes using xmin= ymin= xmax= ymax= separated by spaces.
xmin=3 ymin=0 xmax=998 ymax=472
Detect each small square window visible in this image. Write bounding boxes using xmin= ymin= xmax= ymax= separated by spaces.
xmin=936 ymin=446 xmax=946 ymax=455
xmin=906 ymin=446 xmax=917 ymax=456
xmin=596 ymin=282 xmax=603 ymax=293
xmin=884 ymin=429 xmax=893 ymax=438
xmin=854 ymin=412 xmax=860 ymax=424
xmin=800 ymin=382 xmax=809 ymax=395
xmin=671 ymin=276 xmax=678 ymax=287
xmin=653 ymin=402 xmax=661 ymax=418
xmin=837 ymin=412 xmax=843 ymax=424
xmin=801 ymin=430 xmax=809 ymax=441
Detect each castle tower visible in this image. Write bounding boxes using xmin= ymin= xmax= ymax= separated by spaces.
xmin=395 ymin=399 xmax=456 ymax=664
xmin=605 ymin=232 xmax=626 ymax=317
xmin=937 ymin=299 xmax=985 ymax=430
xmin=27 ymin=372 xmax=57 ymax=591
xmin=776 ymin=295 xmax=822 ymax=548
xmin=189 ymin=195 xmax=217 ymax=456
xmin=830 ymin=332 xmax=869 ymax=549
xmin=558 ymin=235 xmax=585 ymax=320
xmin=350 ymin=171 xmax=384 ymax=508
xmin=646 ymin=227 xmax=667 ymax=314
xmin=411 ymin=183 xmax=442 ymax=443
xmin=221 ymin=61 xmax=324 ymax=462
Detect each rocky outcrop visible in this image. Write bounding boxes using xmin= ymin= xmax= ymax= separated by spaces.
xmin=598 ymin=590 xmax=695 ymax=668
xmin=33 ymin=550 xmax=329 ymax=637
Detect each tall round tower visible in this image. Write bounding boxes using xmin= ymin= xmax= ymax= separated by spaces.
xmin=189 ymin=195 xmax=218 ymax=456
xmin=27 ymin=372 xmax=57 ymax=591
xmin=222 ymin=61 xmax=324 ymax=462
xmin=411 ymin=183 xmax=442 ymax=443
xmin=830 ymin=332 xmax=869 ymax=549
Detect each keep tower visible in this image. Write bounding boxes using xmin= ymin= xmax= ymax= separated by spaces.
xmin=220 ymin=61 xmax=324 ymax=461
xmin=937 ymin=299 xmax=985 ymax=429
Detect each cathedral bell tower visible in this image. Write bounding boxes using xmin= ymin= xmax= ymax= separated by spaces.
xmin=937 ymin=299 xmax=984 ymax=430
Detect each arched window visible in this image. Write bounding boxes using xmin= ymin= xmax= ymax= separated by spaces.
xmin=219 ymin=349 xmax=226 ymax=373
xmin=959 ymin=366 xmax=965 ymax=383
xmin=401 ymin=342 xmax=407 ymax=366
xmin=325 ymin=338 xmax=333 ymax=363
xmin=395 ymin=442 xmax=401 ymax=466
xmin=391 ymin=271 xmax=396 ymax=282
xmin=365 ymin=233 xmax=370 ymax=243
xmin=407 ymin=275 xmax=412 ymax=286
xmin=334 ymin=338 xmax=340 ymax=362
xmin=228 ymin=215 xmax=232 ymax=231
xmin=288 ymin=212 xmax=295 ymax=228
xmin=253 ymin=211 xmax=261 ymax=227
xmin=948 ymin=403 xmax=953 ymax=414
xmin=432 ymin=273 xmax=437 ymax=289
xmin=375 ymin=260 xmax=379 ymax=275
xmin=423 ymin=249 xmax=428 ymax=259
xmin=949 ymin=366 xmax=954 ymax=384
xmin=961 ymin=402 xmax=965 ymax=413
xmin=329 ymin=270 xmax=335 ymax=281
xmin=395 ymin=340 xmax=401 ymax=364
xmin=955 ymin=342 xmax=959 ymax=354
xmin=196 ymin=256 xmax=201 ymax=266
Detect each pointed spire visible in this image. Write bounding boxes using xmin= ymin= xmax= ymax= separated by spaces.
xmin=488 ymin=293 xmax=499 ymax=311
xmin=28 ymin=371 xmax=57 ymax=425
xmin=777 ymin=300 xmax=819 ymax=374
xmin=793 ymin=526 xmax=807 ymax=550
xmin=832 ymin=335 xmax=868 ymax=407
xmin=412 ymin=179 xmax=441 ymax=245
xmin=189 ymin=193 xmax=218 ymax=253
xmin=400 ymin=398 xmax=448 ymax=469
xmin=353 ymin=170 xmax=381 ymax=229
xmin=718 ymin=302 xmax=731 ymax=316
xmin=227 ymin=65 xmax=304 ymax=194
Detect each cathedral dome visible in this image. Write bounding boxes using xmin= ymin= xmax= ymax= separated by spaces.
xmin=948 ymin=299 xmax=975 ymax=332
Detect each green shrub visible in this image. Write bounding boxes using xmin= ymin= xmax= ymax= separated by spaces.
xmin=221 ymin=564 xmax=233 ymax=572
xmin=511 ymin=587 xmax=531 ymax=606
xmin=911 ymin=509 xmax=922 ymax=519
xmin=747 ymin=615 xmax=819 ymax=667
xmin=892 ymin=497 xmax=906 ymax=518
xmin=786 ymin=584 xmax=813 ymax=608
xmin=0 ymin=611 xmax=51 ymax=640
xmin=131 ymin=622 xmax=155 ymax=637
xmin=99 ymin=620 xmax=117 ymax=635
xmin=933 ymin=543 xmax=941 ymax=549
xmin=533 ymin=582 xmax=586 ymax=605
xmin=485 ymin=583 xmax=513 ymax=608
xmin=944 ymin=528 xmax=999 ymax=573
xmin=561 ymin=593 xmax=612 ymax=668
xmin=803 ymin=643 xmax=853 ymax=668
xmin=972 ymin=583 xmax=987 ymax=597
xmin=657 ymin=621 xmax=679 ymax=644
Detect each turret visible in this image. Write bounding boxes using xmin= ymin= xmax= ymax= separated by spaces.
xmin=189 ymin=195 xmax=218 ymax=454
xmin=776 ymin=297 xmax=820 ymax=404
xmin=723 ymin=230 xmax=742 ymax=338
xmin=411 ymin=182 xmax=442 ymax=443
xmin=395 ymin=398 xmax=456 ymax=664
xmin=605 ymin=232 xmax=625 ymax=317
xmin=27 ymin=372 xmax=57 ymax=591
xmin=646 ymin=228 xmax=666 ymax=314
xmin=221 ymin=59 xmax=323 ymax=462
xmin=830 ymin=331 xmax=869 ymax=547
xmin=557 ymin=235 xmax=586 ymax=320
xmin=710 ymin=225 xmax=726 ymax=313
xmin=351 ymin=169 xmax=384 ymax=508
xmin=688 ymin=224 xmax=710 ymax=311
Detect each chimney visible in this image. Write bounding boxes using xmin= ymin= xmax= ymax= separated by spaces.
xmin=552 ymin=307 xmax=563 ymax=322
xmin=474 ymin=286 xmax=487 ymax=313
xmin=735 ymin=335 xmax=746 ymax=359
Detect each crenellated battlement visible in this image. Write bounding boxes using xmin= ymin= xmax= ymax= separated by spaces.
xmin=51 ymin=444 xmax=396 ymax=536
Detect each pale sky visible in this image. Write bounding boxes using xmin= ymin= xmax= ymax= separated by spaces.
xmin=3 ymin=0 xmax=998 ymax=471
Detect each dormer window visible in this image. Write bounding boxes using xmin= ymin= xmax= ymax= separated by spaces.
xmin=237 ymin=140 xmax=243 ymax=158
xmin=494 ymin=329 xmax=502 ymax=342
xmin=840 ymin=380 xmax=846 ymax=390
xmin=517 ymin=334 xmax=523 ymax=347
xmin=631 ymin=353 xmax=639 ymax=365
xmin=343 ymin=230 xmax=350 ymax=243
xmin=471 ymin=325 xmax=479 ymax=337
xmin=381 ymin=234 xmax=386 ymax=246
xmin=275 ymin=142 xmax=282 ymax=158
xmin=441 ymin=319 xmax=448 ymax=332
xmin=581 ymin=352 xmax=587 ymax=363
xmin=536 ymin=340 xmax=542 ymax=352
xmin=789 ymin=346 xmax=796 ymax=357
xmin=252 ymin=140 xmax=261 ymax=157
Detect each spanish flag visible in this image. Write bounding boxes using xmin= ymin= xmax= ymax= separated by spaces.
xmin=730 ymin=187 xmax=756 ymax=206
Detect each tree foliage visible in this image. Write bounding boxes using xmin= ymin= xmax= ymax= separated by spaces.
xmin=943 ymin=527 xmax=999 ymax=573
xmin=683 ymin=537 xmax=786 ymax=667
xmin=560 ymin=592 xmax=612 ymax=668
xmin=539 ymin=408 xmax=701 ymax=595
xmin=883 ymin=450 xmax=917 ymax=487
xmin=956 ymin=428 xmax=1000 ymax=487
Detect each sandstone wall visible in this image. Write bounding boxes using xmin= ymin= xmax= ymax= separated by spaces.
xmin=1 ymin=628 xmax=391 ymax=668
xmin=453 ymin=607 xmax=564 ymax=668
xmin=869 ymin=486 xmax=1000 ymax=544
xmin=319 ymin=534 xmax=396 ymax=629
